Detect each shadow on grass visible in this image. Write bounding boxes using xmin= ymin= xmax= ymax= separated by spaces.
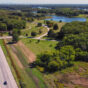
xmin=7 ymin=41 xmax=17 ymax=45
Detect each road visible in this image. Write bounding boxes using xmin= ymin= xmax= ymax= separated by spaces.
xmin=0 ymin=46 xmax=18 ymax=88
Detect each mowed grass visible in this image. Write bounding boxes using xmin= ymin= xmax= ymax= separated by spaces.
xmin=21 ymin=21 xmax=48 ymax=37
xmin=8 ymin=44 xmax=36 ymax=88
xmin=21 ymin=38 xmax=58 ymax=55
xmin=9 ymin=43 xmax=47 ymax=88
xmin=53 ymin=22 xmax=66 ymax=33
xmin=21 ymin=38 xmax=58 ymax=88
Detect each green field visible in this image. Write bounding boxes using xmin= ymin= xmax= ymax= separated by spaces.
xmin=21 ymin=38 xmax=58 ymax=88
xmin=21 ymin=21 xmax=48 ymax=37
xmin=21 ymin=38 xmax=58 ymax=55
xmin=10 ymin=45 xmax=38 ymax=88
xmin=7 ymin=40 xmax=48 ymax=88
xmin=21 ymin=38 xmax=88 ymax=88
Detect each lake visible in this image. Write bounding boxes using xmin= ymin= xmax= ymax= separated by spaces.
xmin=45 ymin=15 xmax=86 ymax=22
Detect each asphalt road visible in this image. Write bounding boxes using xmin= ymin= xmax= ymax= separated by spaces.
xmin=0 ymin=46 xmax=18 ymax=88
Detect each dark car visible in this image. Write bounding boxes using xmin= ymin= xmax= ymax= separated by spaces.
xmin=3 ymin=81 xmax=7 ymax=85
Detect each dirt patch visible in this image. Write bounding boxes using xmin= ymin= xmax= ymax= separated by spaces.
xmin=10 ymin=46 xmax=24 ymax=69
xmin=70 ymin=74 xmax=88 ymax=87
xmin=58 ymin=73 xmax=88 ymax=88
xmin=16 ymin=41 xmax=36 ymax=63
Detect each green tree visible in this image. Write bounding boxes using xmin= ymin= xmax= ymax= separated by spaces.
xmin=48 ymin=29 xmax=55 ymax=37
xmin=37 ymin=23 xmax=42 ymax=27
xmin=75 ymin=48 xmax=88 ymax=61
xmin=53 ymin=24 xmax=58 ymax=30
xmin=60 ymin=45 xmax=75 ymax=66
xmin=12 ymin=33 xmax=19 ymax=42
xmin=0 ymin=22 xmax=7 ymax=31
xmin=48 ymin=61 xmax=59 ymax=72
xmin=31 ymin=31 xmax=37 ymax=37
xmin=36 ymin=52 xmax=52 ymax=67
xmin=12 ymin=29 xmax=20 ymax=42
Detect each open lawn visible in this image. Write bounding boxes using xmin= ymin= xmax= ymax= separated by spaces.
xmin=21 ymin=38 xmax=58 ymax=55
xmin=54 ymin=22 xmax=66 ymax=33
xmin=21 ymin=21 xmax=48 ymax=37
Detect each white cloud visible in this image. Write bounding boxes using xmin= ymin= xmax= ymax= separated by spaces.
xmin=0 ymin=0 xmax=88 ymax=4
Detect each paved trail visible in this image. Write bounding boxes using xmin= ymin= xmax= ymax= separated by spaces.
xmin=35 ymin=25 xmax=50 ymax=39
xmin=0 ymin=25 xmax=59 ymax=41
xmin=0 ymin=46 xmax=18 ymax=88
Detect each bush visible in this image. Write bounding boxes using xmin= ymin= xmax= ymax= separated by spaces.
xmin=75 ymin=48 xmax=88 ymax=61
xmin=56 ymin=33 xmax=88 ymax=51
xmin=48 ymin=29 xmax=55 ymax=38
xmin=48 ymin=61 xmax=59 ymax=72
xmin=57 ymin=22 xmax=88 ymax=39
xmin=0 ymin=22 xmax=7 ymax=31
xmin=53 ymin=24 xmax=58 ymax=30
xmin=36 ymin=46 xmax=75 ymax=73
xmin=46 ymin=21 xmax=53 ymax=27
xmin=37 ymin=23 xmax=42 ymax=27
xmin=12 ymin=29 xmax=20 ymax=42
xmin=31 ymin=31 xmax=37 ymax=36
xmin=37 ymin=66 xmax=44 ymax=72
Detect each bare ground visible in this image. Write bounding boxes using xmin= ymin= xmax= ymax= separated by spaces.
xmin=10 ymin=50 xmax=24 ymax=69
xmin=57 ymin=73 xmax=88 ymax=88
xmin=16 ymin=41 xmax=36 ymax=63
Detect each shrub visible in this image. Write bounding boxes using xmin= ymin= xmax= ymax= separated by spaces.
xmin=31 ymin=31 xmax=37 ymax=36
xmin=53 ymin=24 xmax=58 ymax=30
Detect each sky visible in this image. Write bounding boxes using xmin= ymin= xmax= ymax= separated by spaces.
xmin=0 ymin=0 xmax=88 ymax=4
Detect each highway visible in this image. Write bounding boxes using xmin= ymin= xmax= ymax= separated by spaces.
xmin=0 ymin=46 xmax=18 ymax=88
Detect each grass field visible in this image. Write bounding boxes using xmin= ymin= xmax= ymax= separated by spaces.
xmin=21 ymin=21 xmax=48 ymax=37
xmin=21 ymin=38 xmax=58 ymax=88
xmin=21 ymin=38 xmax=58 ymax=55
xmin=21 ymin=38 xmax=88 ymax=88
xmin=50 ymin=21 xmax=66 ymax=33
xmin=7 ymin=43 xmax=37 ymax=88
xmin=7 ymin=40 xmax=48 ymax=88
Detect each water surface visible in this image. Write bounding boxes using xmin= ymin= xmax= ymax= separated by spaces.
xmin=45 ymin=15 xmax=86 ymax=22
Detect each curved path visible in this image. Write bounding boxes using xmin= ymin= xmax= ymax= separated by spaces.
xmin=0 ymin=25 xmax=59 ymax=41
xmin=35 ymin=25 xmax=50 ymax=39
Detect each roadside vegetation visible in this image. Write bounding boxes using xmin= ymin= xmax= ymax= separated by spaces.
xmin=0 ymin=40 xmax=20 ymax=87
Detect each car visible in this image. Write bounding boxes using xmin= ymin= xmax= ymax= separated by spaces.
xmin=3 ymin=81 xmax=7 ymax=85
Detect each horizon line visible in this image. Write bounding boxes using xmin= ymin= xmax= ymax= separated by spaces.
xmin=0 ymin=3 xmax=88 ymax=5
